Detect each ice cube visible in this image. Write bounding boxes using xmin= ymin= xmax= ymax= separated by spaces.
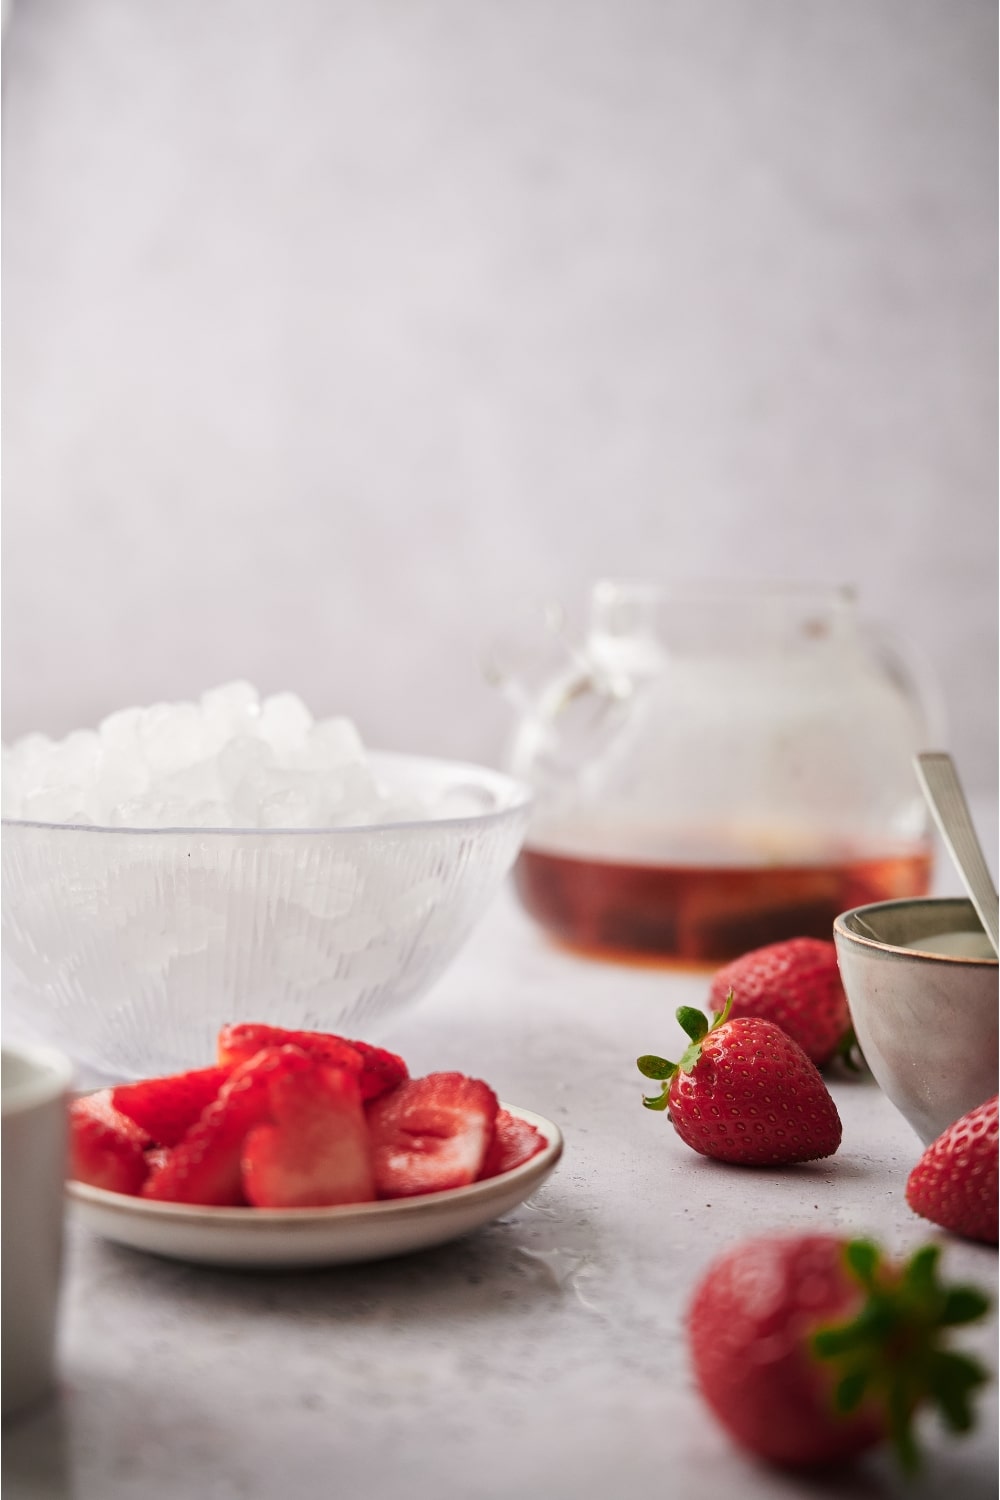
xmin=295 ymin=716 xmax=366 ymax=771
xmin=156 ymin=798 xmax=205 ymax=828
xmin=323 ymin=763 xmax=382 ymax=824
xmin=3 ymin=733 xmax=57 ymax=802
xmin=158 ymin=757 xmax=224 ymax=803
xmin=12 ymin=731 xmax=102 ymax=804
xmin=5 ymin=731 xmax=55 ymax=758
xmin=257 ymin=692 xmax=313 ymax=755
xmin=110 ymin=798 xmax=142 ymax=827
xmin=220 ymin=739 xmax=276 ymax=825
xmin=2 ymin=740 xmax=41 ymax=814
xmin=88 ymin=753 xmax=149 ymax=824
xmin=50 ymin=730 xmax=102 ymax=786
xmin=1 ymin=779 xmax=23 ymax=818
xmin=362 ymin=787 xmax=433 ymax=825
xmin=217 ymin=735 xmax=275 ymax=795
xmin=200 ymin=681 xmax=261 ymax=752
xmin=138 ymin=702 xmax=206 ymax=775
xmin=184 ymin=800 xmax=234 ymax=829
xmin=21 ymin=786 xmax=93 ymax=824
xmin=5 ymin=690 xmax=383 ymax=831
xmin=228 ymin=779 xmax=264 ymax=828
xmin=98 ymin=707 xmax=144 ymax=756
xmin=258 ymin=781 xmax=329 ymax=828
xmin=428 ymin=781 xmax=498 ymax=819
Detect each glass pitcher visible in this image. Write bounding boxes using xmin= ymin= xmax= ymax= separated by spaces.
xmin=494 ymin=579 xmax=940 ymax=965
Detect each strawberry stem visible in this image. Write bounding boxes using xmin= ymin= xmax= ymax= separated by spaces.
xmin=811 ymin=1240 xmax=990 ymax=1474
xmin=637 ymin=995 xmax=735 ymax=1110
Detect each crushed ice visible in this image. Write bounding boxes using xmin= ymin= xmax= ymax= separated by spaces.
xmin=2 ymin=682 xmax=464 ymax=830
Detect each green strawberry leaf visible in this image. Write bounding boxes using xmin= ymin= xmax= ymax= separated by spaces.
xmin=814 ymin=1313 xmax=882 ymax=1357
xmin=888 ymin=1383 xmax=920 ymax=1476
xmin=637 ymin=1055 xmax=677 ymax=1081
xmin=940 ymin=1288 xmax=991 ymax=1327
xmin=676 ymin=994 xmax=735 ymax=1076
xmin=834 ymin=1365 xmax=870 ymax=1414
xmin=641 ymin=1086 xmax=671 ymax=1112
xmin=811 ymin=1239 xmax=990 ymax=1476
xmin=638 ymin=994 xmax=736 ymax=1106
xmin=844 ymin=1238 xmax=880 ymax=1288
xmin=676 ymin=1007 xmax=709 ymax=1043
xmin=902 ymin=1242 xmax=940 ymax=1300
xmin=928 ymin=1351 xmax=987 ymax=1433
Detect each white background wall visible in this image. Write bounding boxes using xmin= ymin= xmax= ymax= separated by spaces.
xmin=2 ymin=0 xmax=996 ymax=792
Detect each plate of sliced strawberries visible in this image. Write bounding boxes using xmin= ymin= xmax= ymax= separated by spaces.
xmin=67 ymin=1023 xmax=563 ymax=1269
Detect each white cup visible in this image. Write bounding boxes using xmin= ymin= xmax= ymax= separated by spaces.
xmin=2 ymin=1042 xmax=74 ymax=1421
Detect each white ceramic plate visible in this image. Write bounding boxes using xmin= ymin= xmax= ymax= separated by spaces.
xmin=67 ymin=1104 xmax=563 ymax=1270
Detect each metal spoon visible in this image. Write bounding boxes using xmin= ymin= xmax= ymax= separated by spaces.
xmin=914 ymin=751 xmax=999 ymax=956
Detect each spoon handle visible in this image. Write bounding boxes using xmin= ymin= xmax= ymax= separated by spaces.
xmin=914 ymin=752 xmax=1000 ymax=955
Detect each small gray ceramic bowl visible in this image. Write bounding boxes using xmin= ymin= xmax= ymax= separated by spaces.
xmin=834 ymin=897 xmax=998 ymax=1147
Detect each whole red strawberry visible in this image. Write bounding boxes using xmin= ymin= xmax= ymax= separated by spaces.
xmin=638 ymin=996 xmax=842 ymax=1165
xmin=906 ymin=1096 xmax=999 ymax=1245
xmin=708 ymin=937 xmax=853 ymax=1068
xmin=688 ymin=1233 xmax=989 ymax=1471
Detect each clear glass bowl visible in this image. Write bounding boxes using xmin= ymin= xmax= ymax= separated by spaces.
xmin=2 ymin=753 xmax=532 ymax=1080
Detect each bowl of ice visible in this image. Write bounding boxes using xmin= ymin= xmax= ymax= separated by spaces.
xmin=2 ymin=684 xmax=532 ymax=1080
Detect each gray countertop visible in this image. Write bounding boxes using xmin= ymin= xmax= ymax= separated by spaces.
xmin=4 ymin=885 xmax=997 ymax=1500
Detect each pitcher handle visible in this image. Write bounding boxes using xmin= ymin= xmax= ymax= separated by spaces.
xmin=482 ymin=599 xmax=592 ymax=717
xmin=863 ymin=618 xmax=948 ymax=747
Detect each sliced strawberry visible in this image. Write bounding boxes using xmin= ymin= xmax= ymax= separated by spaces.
xmin=478 ymin=1109 xmax=547 ymax=1180
xmin=112 ymin=1065 xmax=233 ymax=1146
xmin=70 ymin=1090 xmax=151 ymax=1195
xmin=347 ymin=1038 xmax=409 ymax=1101
xmin=217 ymin=1022 xmax=362 ymax=1074
xmin=142 ymin=1046 xmax=311 ymax=1206
xmin=242 ymin=1063 xmax=375 ymax=1208
xmin=216 ymin=1022 xmax=407 ymax=1101
xmin=366 ymin=1072 xmax=498 ymax=1198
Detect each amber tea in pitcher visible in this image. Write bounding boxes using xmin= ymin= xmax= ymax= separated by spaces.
xmin=496 ymin=580 xmax=938 ymax=966
xmin=514 ymin=843 xmax=932 ymax=966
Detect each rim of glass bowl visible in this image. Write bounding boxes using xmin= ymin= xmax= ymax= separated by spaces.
xmin=0 ymin=750 xmax=534 ymax=839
